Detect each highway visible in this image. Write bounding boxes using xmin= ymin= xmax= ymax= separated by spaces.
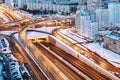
xmin=40 ymin=42 xmax=110 ymax=80
xmin=19 ymin=22 xmax=81 ymax=80
xmin=52 ymin=28 xmax=120 ymax=77
xmin=12 ymin=36 xmax=48 ymax=80
xmin=34 ymin=42 xmax=86 ymax=80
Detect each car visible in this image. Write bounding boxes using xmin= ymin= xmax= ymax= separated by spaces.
xmin=19 ymin=64 xmax=31 ymax=77
xmin=3 ymin=49 xmax=7 ymax=51
xmin=12 ymin=71 xmax=18 ymax=75
xmin=0 ymin=38 xmax=11 ymax=53
xmin=80 ymin=50 xmax=84 ymax=55
xmin=1 ymin=39 xmax=7 ymax=48
xmin=2 ymin=48 xmax=11 ymax=54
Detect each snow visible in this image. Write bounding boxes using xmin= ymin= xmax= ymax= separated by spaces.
xmin=0 ymin=37 xmax=11 ymax=54
xmin=59 ymin=29 xmax=86 ymax=43
xmin=84 ymin=42 xmax=120 ymax=68
xmin=60 ymin=29 xmax=120 ymax=68
xmin=99 ymin=31 xmax=112 ymax=35
xmin=58 ymin=31 xmax=76 ymax=43
xmin=32 ymin=13 xmax=72 ymax=18
xmin=0 ymin=31 xmax=17 ymax=36
xmin=106 ymin=34 xmax=120 ymax=41
xmin=26 ymin=32 xmax=48 ymax=39
xmin=10 ymin=54 xmax=17 ymax=61
xmin=28 ymin=27 xmax=57 ymax=33
xmin=27 ymin=27 xmax=57 ymax=39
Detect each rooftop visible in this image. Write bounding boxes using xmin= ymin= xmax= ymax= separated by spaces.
xmin=76 ymin=10 xmax=89 ymax=16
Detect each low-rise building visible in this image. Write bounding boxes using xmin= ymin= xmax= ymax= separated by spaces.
xmin=104 ymin=31 xmax=120 ymax=54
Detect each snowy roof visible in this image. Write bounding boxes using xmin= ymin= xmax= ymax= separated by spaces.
xmin=109 ymin=2 xmax=120 ymax=5
xmin=76 ymin=10 xmax=89 ymax=16
xmin=106 ymin=34 xmax=120 ymax=41
xmin=99 ymin=31 xmax=112 ymax=35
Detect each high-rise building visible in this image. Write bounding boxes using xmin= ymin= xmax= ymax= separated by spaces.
xmin=108 ymin=3 xmax=120 ymax=27
xmin=75 ymin=10 xmax=90 ymax=37
xmin=89 ymin=22 xmax=98 ymax=40
xmin=73 ymin=0 xmax=87 ymax=5
xmin=96 ymin=8 xmax=109 ymax=29
xmin=110 ymin=0 xmax=119 ymax=2
xmin=4 ymin=0 xmax=13 ymax=8
xmin=75 ymin=10 xmax=98 ymax=40
xmin=18 ymin=0 xmax=27 ymax=9
xmin=0 ymin=0 xmax=4 ymax=3
xmin=87 ymin=0 xmax=100 ymax=12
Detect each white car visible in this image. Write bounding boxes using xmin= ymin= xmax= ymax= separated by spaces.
xmin=0 ymin=38 xmax=11 ymax=53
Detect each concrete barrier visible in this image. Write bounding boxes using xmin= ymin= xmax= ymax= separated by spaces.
xmin=39 ymin=43 xmax=92 ymax=80
xmin=49 ymin=35 xmax=120 ymax=80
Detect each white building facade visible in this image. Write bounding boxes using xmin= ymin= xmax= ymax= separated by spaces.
xmin=110 ymin=0 xmax=119 ymax=2
xmin=27 ymin=2 xmax=71 ymax=13
xmin=87 ymin=0 xmax=100 ymax=12
xmin=4 ymin=0 xmax=14 ymax=8
xmin=96 ymin=8 xmax=109 ymax=29
xmin=75 ymin=10 xmax=98 ymax=40
xmin=108 ymin=3 xmax=120 ymax=27
xmin=18 ymin=0 xmax=28 ymax=9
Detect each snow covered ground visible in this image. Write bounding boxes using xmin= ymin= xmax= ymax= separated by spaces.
xmin=0 ymin=31 xmax=17 ymax=36
xmin=60 ymin=29 xmax=120 ymax=68
xmin=59 ymin=29 xmax=86 ymax=43
xmin=84 ymin=42 xmax=120 ymax=68
xmin=28 ymin=27 xmax=57 ymax=33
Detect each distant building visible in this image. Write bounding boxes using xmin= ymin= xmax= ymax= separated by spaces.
xmin=0 ymin=0 xmax=4 ymax=3
xmin=77 ymin=5 xmax=87 ymax=10
xmin=110 ymin=0 xmax=119 ymax=2
xmin=75 ymin=10 xmax=90 ymax=35
xmin=4 ymin=0 xmax=14 ymax=8
xmin=75 ymin=10 xmax=98 ymax=40
xmin=12 ymin=0 xmax=18 ymax=7
xmin=27 ymin=2 xmax=71 ymax=13
xmin=104 ymin=31 xmax=120 ymax=54
xmin=18 ymin=0 xmax=27 ymax=9
xmin=89 ymin=22 xmax=98 ymax=40
xmin=68 ymin=0 xmax=87 ymax=5
xmin=96 ymin=8 xmax=109 ymax=29
xmin=87 ymin=0 xmax=100 ymax=12
xmin=108 ymin=3 xmax=120 ymax=27
xmin=16 ymin=0 xmax=78 ymax=14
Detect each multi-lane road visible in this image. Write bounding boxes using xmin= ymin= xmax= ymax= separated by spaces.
xmin=52 ymin=28 xmax=120 ymax=77
xmin=39 ymin=42 xmax=110 ymax=80
xmin=11 ymin=34 xmax=48 ymax=80
xmin=34 ymin=42 xmax=85 ymax=80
